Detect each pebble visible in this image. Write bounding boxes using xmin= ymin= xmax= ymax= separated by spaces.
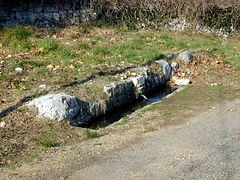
xmin=46 ymin=64 xmax=54 ymax=70
xmin=131 ymin=72 xmax=137 ymax=76
xmin=39 ymin=84 xmax=46 ymax=88
xmin=172 ymin=76 xmax=191 ymax=86
xmin=15 ymin=67 xmax=23 ymax=72
xmin=0 ymin=121 xmax=6 ymax=128
xmin=171 ymin=61 xmax=179 ymax=72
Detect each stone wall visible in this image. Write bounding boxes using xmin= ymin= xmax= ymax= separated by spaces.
xmin=0 ymin=1 xmax=96 ymax=26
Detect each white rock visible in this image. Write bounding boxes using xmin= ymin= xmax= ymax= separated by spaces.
xmin=0 ymin=121 xmax=6 ymax=128
xmin=177 ymin=51 xmax=193 ymax=64
xmin=131 ymin=72 xmax=137 ymax=76
xmin=27 ymin=93 xmax=80 ymax=121
xmin=39 ymin=84 xmax=46 ymax=88
xmin=172 ymin=76 xmax=191 ymax=86
xmin=131 ymin=76 xmax=145 ymax=87
xmin=15 ymin=67 xmax=23 ymax=72
xmin=171 ymin=61 xmax=179 ymax=72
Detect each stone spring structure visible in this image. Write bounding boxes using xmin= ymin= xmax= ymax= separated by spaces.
xmin=0 ymin=0 xmax=96 ymax=26
xmin=27 ymin=60 xmax=175 ymax=125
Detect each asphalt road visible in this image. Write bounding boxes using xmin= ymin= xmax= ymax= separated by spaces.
xmin=67 ymin=98 xmax=240 ymax=180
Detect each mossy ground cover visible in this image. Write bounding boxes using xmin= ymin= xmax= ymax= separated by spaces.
xmin=0 ymin=24 xmax=240 ymax=169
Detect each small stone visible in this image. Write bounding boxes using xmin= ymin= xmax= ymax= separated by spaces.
xmin=104 ymin=86 xmax=112 ymax=95
xmin=131 ymin=72 xmax=137 ymax=76
xmin=171 ymin=61 xmax=179 ymax=72
xmin=69 ymin=65 xmax=75 ymax=69
xmin=0 ymin=121 xmax=6 ymax=128
xmin=131 ymin=76 xmax=145 ymax=87
xmin=177 ymin=51 xmax=193 ymax=64
xmin=15 ymin=67 xmax=23 ymax=72
xmin=47 ymin=64 xmax=54 ymax=70
xmin=172 ymin=76 xmax=191 ymax=86
xmin=210 ymin=83 xmax=219 ymax=86
xmin=39 ymin=84 xmax=46 ymax=88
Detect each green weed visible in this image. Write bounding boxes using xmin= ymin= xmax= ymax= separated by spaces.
xmin=114 ymin=118 xmax=129 ymax=126
xmin=77 ymin=41 xmax=91 ymax=50
xmin=36 ymin=39 xmax=60 ymax=54
xmin=0 ymin=25 xmax=33 ymax=50
xmin=57 ymin=48 xmax=77 ymax=59
xmin=18 ymin=60 xmax=46 ymax=68
xmin=0 ymin=74 xmax=10 ymax=83
xmin=39 ymin=138 xmax=57 ymax=148
xmin=3 ymin=25 xmax=32 ymax=41
xmin=93 ymin=46 xmax=112 ymax=56
xmin=84 ymin=130 xmax=98 ymax=139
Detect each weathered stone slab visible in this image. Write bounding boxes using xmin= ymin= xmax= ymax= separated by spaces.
xmin=155 ymin=59 xmax=172 ymax=80
xmin=27 ymin=93 xmax=80 ymax=121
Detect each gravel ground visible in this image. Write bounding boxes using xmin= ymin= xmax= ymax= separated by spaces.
xmin=67 ymin=98 xmax=240 ymax=180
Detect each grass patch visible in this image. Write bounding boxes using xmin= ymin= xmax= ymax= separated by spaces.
xmin=18 ymin=60 xmax=46 ymax=68
xmin=84 ymin=130 xmax=98 ymax=139
xmin=36 ymin=38 xmax=60 ymax=54
xmin=93 ymin=46 xmax=112 ymax=56
xmin=76 ymin=41 xmax=91 ymax=50
xmin=57 ymin=47 xmax=77 ymax=59
xmin=39 ymin=138 xmax=57 ymax=148
xmin=0 ymin=25 xmax=33 ymax=50
xmin=3 ymin=25 xmax=32 ymax=41
xmin=114 ymin=118 xmax=129 ymax=126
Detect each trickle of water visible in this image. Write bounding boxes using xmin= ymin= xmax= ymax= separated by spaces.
xmin=80 ymin=86 xmax=178 ymax=129
xmin=141 ymin=94 xmax=148 ymax=100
